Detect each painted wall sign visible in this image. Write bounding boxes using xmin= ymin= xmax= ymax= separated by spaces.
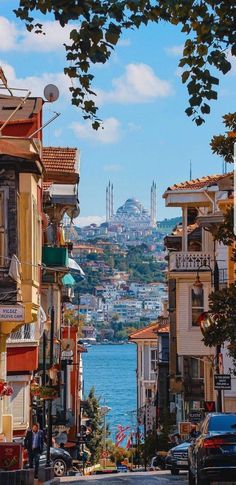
xmin=0 ymin=306 xmax=24 ymax=322
xmin=0 ymin=443 xmax=22 ymax=470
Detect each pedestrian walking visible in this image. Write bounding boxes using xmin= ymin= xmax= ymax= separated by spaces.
xmin=24 ymin=423 xmax=45 ymax=479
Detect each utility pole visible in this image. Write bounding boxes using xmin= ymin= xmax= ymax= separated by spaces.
xmin=144 ymin=404 xmax=147 ymax=472
xmin=46 ymin=306 xmax=55 ymax=468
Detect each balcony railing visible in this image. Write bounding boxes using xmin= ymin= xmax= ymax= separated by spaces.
xmin=7 ymin=323 xmax=37 ymax=343
xmin=169 ymin=252 xmax=214 ymax=271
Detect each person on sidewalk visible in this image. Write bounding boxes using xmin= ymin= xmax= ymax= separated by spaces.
xmin=24 ymin=423 xmax=45 ymax=479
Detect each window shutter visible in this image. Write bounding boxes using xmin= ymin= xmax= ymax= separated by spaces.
xmin=10 ymin=381 xmax=28 ymax=428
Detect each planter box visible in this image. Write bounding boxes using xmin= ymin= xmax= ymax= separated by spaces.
xmin=42 ymin=247 xmax=68 ymax=268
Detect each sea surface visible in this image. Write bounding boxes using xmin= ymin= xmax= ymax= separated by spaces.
xmin=83 ymin=344 xmax=137 ymax=440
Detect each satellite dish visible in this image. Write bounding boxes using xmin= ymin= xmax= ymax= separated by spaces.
xmin=61 ymin=338 xmax=75 ymax=351
xmin=44 ymin=84 xmax=59 ymax=102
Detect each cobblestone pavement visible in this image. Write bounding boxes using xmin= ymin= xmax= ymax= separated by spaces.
xmin=59 ymin=470 xmax=188 ymax=484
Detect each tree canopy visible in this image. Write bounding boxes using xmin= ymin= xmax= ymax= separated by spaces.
xmin=14 ymin=1 xmax=236 ymax=128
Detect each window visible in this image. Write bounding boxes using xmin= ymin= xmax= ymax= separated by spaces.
xmin=145 ymin=388 xmax=152 ymax=400
xmin=189 ymin=358 xmax=204 ymax=379
xmin=150 ymin=348 xmax=158 ymax=372
xmin=191 ymin=287 xmax=204 ymax=327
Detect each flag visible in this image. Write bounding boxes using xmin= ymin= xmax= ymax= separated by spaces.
xmin=115 ymin=425 xmax=130 ymax=446
xmin=126 ymin=433 xmax=133 ymax=449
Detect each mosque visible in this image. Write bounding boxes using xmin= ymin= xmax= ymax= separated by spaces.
xmin=106 ymin=182 xmax=157 ymax=229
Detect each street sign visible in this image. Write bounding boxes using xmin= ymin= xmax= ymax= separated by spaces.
xmin=188 ymin=410 xmax=203 ymax=423
xmin=179 ymin=422 xmax=191 ymax=435
xmin=214 ymin=374 xmax=231 ymax=390
xmin=204 ymin=401 xmax=216 ymax=412
xmin=0 ymin=306 xmax=24 ymax=322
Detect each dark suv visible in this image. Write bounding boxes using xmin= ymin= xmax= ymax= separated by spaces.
xmin=188 ymin=413 xmax=236 ymax=485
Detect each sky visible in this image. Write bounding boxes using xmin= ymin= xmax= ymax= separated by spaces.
xmin=1 ymin=2 xmax=235 ymax=226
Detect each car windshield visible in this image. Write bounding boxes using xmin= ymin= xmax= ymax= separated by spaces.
xmin=208 ymin=415 xmax=236 ymax=432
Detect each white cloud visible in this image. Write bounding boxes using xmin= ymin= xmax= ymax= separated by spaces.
xmin=71 ymin=117 xmax=122 ymax=144
xmin=165 ymin=45 xmax=184 ymax=56
xmin=103 ymin=164 xmax=122 ymax=172
xmin=0 ymin=17 xmax=18 ymax=51
xmin=19 ymin=21 xmax=75 ymax=52
xmin=117 ymin=38 xmax=131 ymax=47
xmin=0 ymin=16 xmax=75 ymax=53
xmin=96 ymin=63 xmax=172 ymax=104
xmin=0 ymin=60 xmax=71 ymax=99
xmin=75 ymin=215 xmax=106 ymax=227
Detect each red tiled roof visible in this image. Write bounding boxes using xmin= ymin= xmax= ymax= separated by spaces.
xmin=129 ymin=321 xmax=169 ymax=340
xmin=43 ymin=181 xmax=53 ymax=190
xmin=42 ymin=146 xmax=78 ymax=174
xmin=167 ymin=173 xmax=227 ymax=192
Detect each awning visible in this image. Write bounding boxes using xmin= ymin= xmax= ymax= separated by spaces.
xmin=62 ymin=273 xmax=76 ymax=287
xmin=68 ymin=258 xmax=85 ymax=278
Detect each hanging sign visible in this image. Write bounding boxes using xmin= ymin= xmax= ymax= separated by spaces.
xmin=214 ymin=374 xmax=231 ymax=390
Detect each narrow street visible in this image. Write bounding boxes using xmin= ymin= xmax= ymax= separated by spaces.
xmin=60 ymin=471 xmax=188 ymax=484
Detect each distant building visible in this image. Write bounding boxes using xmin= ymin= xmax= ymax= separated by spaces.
xmin=106 ymin=182 xmax=157 ymax=228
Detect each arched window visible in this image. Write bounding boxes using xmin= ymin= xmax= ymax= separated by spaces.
xmin=191 ymin=286 xmax=204 ymax=327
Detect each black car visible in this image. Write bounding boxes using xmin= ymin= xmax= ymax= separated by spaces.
xmin=188 ymin=413 xmax=236 ymax=485
xmin=39 ymin=447 xmax=73 ymax=477
xmin=166 ymin=441 xmax=191 ymax=475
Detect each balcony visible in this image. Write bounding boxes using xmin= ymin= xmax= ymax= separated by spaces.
xmin=7 ymin=323 xmax=37 ymax=344
xmin=169 ymin=252 xmax=214 ymax=272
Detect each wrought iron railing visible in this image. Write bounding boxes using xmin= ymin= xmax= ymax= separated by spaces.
xmin=7 ymin=323 xmax=37 ymax=343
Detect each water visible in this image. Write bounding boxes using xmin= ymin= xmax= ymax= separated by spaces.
xmin=83 ymin=344 xmax=137 ymax=440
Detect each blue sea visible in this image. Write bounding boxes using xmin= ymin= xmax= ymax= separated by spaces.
xmin=83 ymin=344 xmax=137 ymax=440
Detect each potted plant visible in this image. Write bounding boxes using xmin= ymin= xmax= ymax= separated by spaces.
xmin=0 ymin=380 xmax=13 ymax=398
xmin=30 ymin=379 xmax=41 ymax=397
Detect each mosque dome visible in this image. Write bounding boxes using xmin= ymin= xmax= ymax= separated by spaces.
xmin=115 ymin=197 xmax=149 ymax=219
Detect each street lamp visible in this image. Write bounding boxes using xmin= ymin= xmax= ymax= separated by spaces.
xmin=192 ymin=259 xmax=222 ymax=412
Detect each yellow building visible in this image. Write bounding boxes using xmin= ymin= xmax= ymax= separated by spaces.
xmin=0 ymin=93 xmax=44 ymax=441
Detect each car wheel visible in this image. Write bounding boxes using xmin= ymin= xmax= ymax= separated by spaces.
xmin=188 ymin=468 xmax=195 ymax=485
xmin=53 ymin=458 xmax=67 ymax=477
xmin=171 ymin=468 xmax=180 ymax=475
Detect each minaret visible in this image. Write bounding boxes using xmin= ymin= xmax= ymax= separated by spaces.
xmin=106 ymin=186 xmax=109 ymax=222
xmin=150 ymin=181 xmax=157 ymax=227
xmin=111 ymin=183 xmax=114 ymax=218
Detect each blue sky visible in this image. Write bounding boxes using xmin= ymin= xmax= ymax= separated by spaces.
xmin=1 ymin=2 xmax=235 ymax=225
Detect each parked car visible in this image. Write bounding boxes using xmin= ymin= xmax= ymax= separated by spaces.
xmin=39 ymin=446 xmax=73 ymax=477
xmin=150 ymin=451 xmax=167 ymax=470
xmin=188 ymin=413 xmax=236 ymax=485
xmin=14 ymin=436 xmax=73 ymax=477
xmin=166 ymin=441 xmax=191 ymax=475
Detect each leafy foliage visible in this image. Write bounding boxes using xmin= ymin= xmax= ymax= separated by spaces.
xmin=14 ymin=1 xmax=236 ymax=127
xmin=210 ymin=113 xmax=236 ymax=163
xmin=203 ymin=284 xmax=236 ymax=371
xmin=83 ymin=387 xmax=104 ymax=464
xmin=214 ymin=206 xmax=236 ymax=247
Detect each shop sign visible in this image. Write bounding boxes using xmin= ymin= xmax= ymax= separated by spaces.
xmin=204 ymin=401 xmax=216 ymax=412
xmin=179 ymin=422 xmax=191 ymax=435
xmin=0 ymin=306 xmax=24 ymax=322
xmin=0 ymin=443 xmax=22 ymax=470
xmin=214 ymin=374 xmax=231 ymax=390
xmin=188 ymin=410 xmax=203 ymax=423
